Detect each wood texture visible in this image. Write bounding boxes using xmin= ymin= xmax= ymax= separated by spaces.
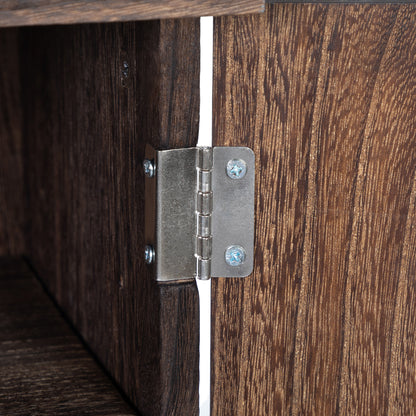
xmin=0 ymin=257 xmax=136 ymax=415
xmin=0 ymin=29 xmax=24 ymax=256
xmin=268 ymin=0 xmax=415 ymax=3
xmin=0 ymin=0 xmax=264 ymax=28
xmin=19 ymin=20 xmax=199 ymax=415
xmin=212 ymin=4 xmax=416 ymax=415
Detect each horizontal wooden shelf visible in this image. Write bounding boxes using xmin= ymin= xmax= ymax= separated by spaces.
xmin=0 ymin=258 xmax=136 ymax=416
xmin=0 ymin=0 xmax=264 ymax=27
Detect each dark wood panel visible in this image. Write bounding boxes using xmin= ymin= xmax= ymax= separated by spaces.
xmin=0 ymin=257 xmax=136 ymax=415
xmin=268 ymin=0 xmax=414 ymax=3
xmin=0 ymin=29 xmax=24 ymax=256
xmin=20 ymin=20 xmax=199 ymax=415
xmin=0 ymin=0 xmax=264 ymax=28
xmin=212 ymin=4 xmax=416 ymax=415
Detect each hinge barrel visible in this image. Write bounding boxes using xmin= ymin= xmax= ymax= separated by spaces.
xmin=195 ymin=147 xmax=213 ymax=280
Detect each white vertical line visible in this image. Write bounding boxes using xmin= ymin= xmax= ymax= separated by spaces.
xmin=196 ymin=277 xmax=211 ymax=416
xmin=197 ymin=16 xmax=213 ymax=149
xmin=197 ymin=15 xmax=213 ymax=416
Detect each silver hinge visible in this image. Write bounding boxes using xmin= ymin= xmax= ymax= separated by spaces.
xmin=144 ymin=146 xmax=255 ymax=282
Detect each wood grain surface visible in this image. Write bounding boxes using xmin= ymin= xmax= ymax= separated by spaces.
xmin=268 ymin=0 xmax=415 ymax=3
xmin=0 ymin=0 xmax=264 ymax=28
xmin=212 ymin=4 xmax=416 ymax=415
xmin=0 ymin=257 xmax=136 ymax=415
xmin=0 ymin=29 xmax=24 ymax=256
xmin=19 ymin=20 xmax=199 ymax=415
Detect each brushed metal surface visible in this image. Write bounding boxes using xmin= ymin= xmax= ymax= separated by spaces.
xmin=211 ymin=147 xmax=255 ymax=278
xmin=156 ymin=147 xmax=197 ymax=282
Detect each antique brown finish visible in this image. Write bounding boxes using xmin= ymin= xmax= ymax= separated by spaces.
xmin=20 ymin=20 xmax=199 ymax=415
xmin=0 ymin=29 xmax=24 ymax=256
xmin=268 ymin=0 xmax=415 ymax=3
xmin=0 ymin=257 xmax=136 ymax=415
xmin=212 ymin=4 xmax=416 ymax=415
xmin=0 ymin=0 xmax=264 ymax=28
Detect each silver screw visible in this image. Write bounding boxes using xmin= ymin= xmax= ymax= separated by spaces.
xmin=225 ymin=245 xmax=246 ymax=266
xmin=144 ymin=245 xmax=155 ymax=264
xmin=143 ymin=159 xmax=155 ymax=178
xmin=226 ymin=159 xmax=247 ymax=179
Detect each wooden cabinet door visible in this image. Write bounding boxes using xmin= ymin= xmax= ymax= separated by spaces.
xmin=17 ymin=21 xmax=201 ymax=416
xmin=212 ymin=4 xmax=416 ymax=415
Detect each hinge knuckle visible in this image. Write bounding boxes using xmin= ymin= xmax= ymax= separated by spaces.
xmin=197 ymin=191 xmax=213 ymax=215
xmin=198 ymin=170 xmax=211 ymax=193
xmin=197 ymin=146 xmax=213 ymax=170
xmin=196 ymin=258 xmax=211 ymax=281
xmin=196 ymin=236 xmax=212 ymax=259
xmin=197 ymin=215 xmax=211 ymax=238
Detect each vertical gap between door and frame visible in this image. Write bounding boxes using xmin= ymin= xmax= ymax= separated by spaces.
xmin=196 ymin=15 xmax=213 ymax=416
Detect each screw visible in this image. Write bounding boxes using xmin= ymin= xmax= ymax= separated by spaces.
xmin=121 ymin=61 xmax=129 ymax=78
xmin=143 ymin=159 xmax=155 ymax=178
xmin=226 ymin=159 xmax=247 ymax=179
xmin=225 ymin=245 xmax=246 ymax=266
xmin=144 ymin=245 xmax=155 ymax=264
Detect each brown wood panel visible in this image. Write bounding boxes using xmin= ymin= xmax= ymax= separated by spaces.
xmin=0 ymin=29 xmax=24 ymax=256
xmin=0 ymin=0 xmax=264 ymax=28
xmin=0 ymin=257 xmax=136 ymax=415
xmin=212 ymin=4 xmax=416 ymax=415
xmin=268 ymin=0 xmax=415 ymax=3
xmin=20 ymin=20 xmax=199 ymax=415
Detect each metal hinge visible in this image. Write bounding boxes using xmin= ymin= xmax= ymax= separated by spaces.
xmin=144 ymin=146 xmax=255 ymax=282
